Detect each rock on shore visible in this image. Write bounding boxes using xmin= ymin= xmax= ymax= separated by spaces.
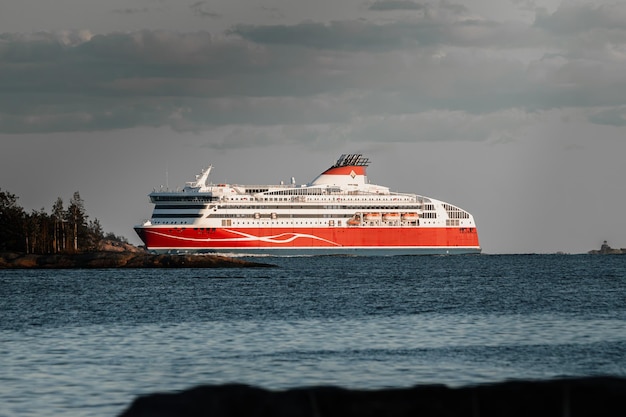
xmin=118 ymin=377 xmax=625 ymax=417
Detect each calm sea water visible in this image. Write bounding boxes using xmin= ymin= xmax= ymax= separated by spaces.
xmin=1 ymin=254 xmax=626 ymax=417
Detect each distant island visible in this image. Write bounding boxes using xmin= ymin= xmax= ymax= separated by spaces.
xmin=588 ymin=241 xmax=626 ymax=255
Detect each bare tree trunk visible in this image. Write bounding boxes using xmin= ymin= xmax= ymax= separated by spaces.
xmin=53 ymin=219 xmax=57 ymax=253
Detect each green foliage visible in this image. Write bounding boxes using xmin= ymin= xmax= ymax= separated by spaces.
xmin=0 ymin=189 xmax=26 ymax=252
xmin=104 ymin=232 xmax=128 ymax=243
xmin=0 ymin=189 xmax=122 ymax=254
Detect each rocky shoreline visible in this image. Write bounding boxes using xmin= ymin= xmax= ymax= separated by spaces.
xmin=0 ymin=251 xmax=275 ymax=269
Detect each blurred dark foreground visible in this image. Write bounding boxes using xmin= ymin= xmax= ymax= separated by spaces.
xmin=119 ymin=376 xmax=624 ymax=417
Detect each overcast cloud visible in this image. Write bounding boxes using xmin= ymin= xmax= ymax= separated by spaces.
xmin=1 ymin=0 xmax=625 ymax=253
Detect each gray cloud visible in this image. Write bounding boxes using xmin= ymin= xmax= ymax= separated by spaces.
xmin=367 ymin=0 xmax=468 ymax=15
xmin=1 ymin=2 xmax=626 ymax=145
xmin=260 ymin=6 xmax=285 ymax=20
xmin=228 ymin=13 xmax=525 ymax=51
xmin=190 ymin=1 xmax=221 ymax=18
xmin=588 ymin=106 xmax=626 ymax=127
xmin=534 ymin=2 xmax=626 ymax=35
xmin=230 ymin=20 xmax=430 ymax=50
xmin=112 ymin=8 xmax=151 ymax=15
xmin=368 ymin=1 xmax=426 ymax=11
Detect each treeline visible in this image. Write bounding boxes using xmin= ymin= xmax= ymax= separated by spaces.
xmin=0 ymin=188 xmax=127 ymax=254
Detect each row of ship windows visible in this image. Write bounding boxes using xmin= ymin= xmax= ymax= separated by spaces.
xmin=153 ymin=213 xmax=203 ymax=218
xmin=152 ymin=219 xmax=442 ymax=226
xmin=154 ymin=204 xmax=425 ymax=211
xmin=153 ymin=213 xmax=437 ymax=219
xmin=155 ymin=204 xmax=207 ymax=210
xmin=153 ymin=195 xmax=420 ymax=203
xmin=151 ymin=195 xmax=428 ymax=204
xmin=263 ymin=188 xmax=337 ymax=195
xmin=442 ymin=203 xmax=470 ymax=218
xmin=447 ymin=211 xmax=470 ymax=219
xmin=152 ymin=196 xmax=218 ymax=202
xmin=217 ymin=220 xmax=446 ymax=227
xmin=230 ymin=197 xmax=416 ymax=203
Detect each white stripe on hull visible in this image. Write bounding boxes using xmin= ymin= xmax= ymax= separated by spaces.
xmin=148 ymin=246 xmax=482 ymax=256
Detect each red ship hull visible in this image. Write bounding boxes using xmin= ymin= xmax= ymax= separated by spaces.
xmin=134 ymin=225 xmax=481 ymax=255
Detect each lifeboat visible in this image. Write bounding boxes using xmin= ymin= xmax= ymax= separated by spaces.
xmin=364 ymin=213 xmax=381 ymax=221
xmin=347 ymin=214 xmax=361 ymax=226
xmin=382 ymin=213 xmax=400 ymax=221
xmin=402 ymin=212 xmax=419 ymax=221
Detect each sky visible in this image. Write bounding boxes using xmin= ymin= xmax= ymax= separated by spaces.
xmin=1 ymin=0 xmax=625 ymax=254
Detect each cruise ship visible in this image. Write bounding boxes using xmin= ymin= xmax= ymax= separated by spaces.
xmin=134 ymin=154 xmax=481 ymax=255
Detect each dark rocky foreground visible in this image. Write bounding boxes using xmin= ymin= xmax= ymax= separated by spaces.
xmin=118 ymin=377 xmax=625 ymax=417
xmin=0 ymin=251 xmax=274 ymax=269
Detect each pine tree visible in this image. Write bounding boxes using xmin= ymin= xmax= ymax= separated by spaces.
xmin=86 ymin=218 xmax=104 ymax=251
xmin=52 ymin=197 xmax=65 ymax=253
xmin=0 ymin=188 xmax=26 ymax=252
xmin=67 ymin=191 xmax=87 ymax=252
xmin=1 ymin=189 xmax=123 ymax=254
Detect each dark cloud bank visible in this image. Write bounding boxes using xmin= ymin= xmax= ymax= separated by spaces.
xmin=1 ymin=2 xmax=626 ymax=141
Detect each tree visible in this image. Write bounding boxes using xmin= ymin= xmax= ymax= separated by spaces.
xmin=105 ymin=232 xmax=128 ymax=244
xmin=66 ymin=191 xmax=87 ymax=252
xmin=25 ymin=208 xmax=53 ymax=254
xmin=0 ymin=189 xmax=126 ymax=254
xmin=85 ymin=218 xmax=104 ymax=251
xmin=52 ymin=197 xmax=65 ymax=253
xmin=0 ymin=188 xmax=26 ymax=252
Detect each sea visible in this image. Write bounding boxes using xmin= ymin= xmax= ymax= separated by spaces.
xmin=1 ymin=254 xmax=626 ymax=417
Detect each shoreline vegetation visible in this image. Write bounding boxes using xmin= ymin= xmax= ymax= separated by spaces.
xmin=1 ymin=188 xmax=134 ymax=256
xmin=0 ymin=188 xmax=274 ymax=268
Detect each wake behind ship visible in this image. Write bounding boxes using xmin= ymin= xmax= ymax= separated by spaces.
xmin=134 ymin=154 xmax=481 ymax=255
